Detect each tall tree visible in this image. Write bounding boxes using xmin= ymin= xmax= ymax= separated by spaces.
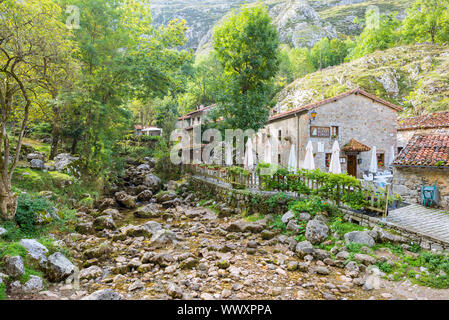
xmin=402 ymin=0 xmax=449 ymax=44
xmin=213 ymin=4 xmax=279 ymax=131
xmin=0 ymin=0 xmax=74 ymax=219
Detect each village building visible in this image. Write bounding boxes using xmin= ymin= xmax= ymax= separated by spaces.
xmin=392 ymin=111 xmax=449 ymax=209
xmin=254 ymin=88 xmax=401 ymax=177
xmin=176 ymin=89 xmax=401 ymax=178
xmin=134 ymin=125 xmax=163 ymax=137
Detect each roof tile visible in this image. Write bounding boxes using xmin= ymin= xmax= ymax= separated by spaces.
xmin=393 ymin=134 xmax=449 ymax=167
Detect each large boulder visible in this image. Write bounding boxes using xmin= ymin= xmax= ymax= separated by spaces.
xmin=305 ymin=218 xmax=329 ymax=244
xmin=27 ymin=153 xmax=45 ymax=162
xmin=149 ymin=229 xmax=177 ymax=248
xmin=114 ymin=191 xmax=137 ymax=209
xmin=370 ymin=226 xmax=407 ymax=244
xmin=281 ymin=210 xmax=295 ymax=224
xmin=344 ymin=231 xmax=375 ymax=247
xmin=30 ymin=159 xmax=45 ymax=170
xmin=4 ymin=256 xmax=25 ymax=277
xmin=155 ymin=191 xmax=177 ymax=203
xmin=97 ymin=198 xmax=116 ymax=211
xmin=19 ymin=239 xmax=49 ymax=265
xmin=137 ymin=190 xmax=153 ymax=202
xmin=54 ymin=153 xmax=79 ymax=172
xmin=79 ymin=266 xmax=103 ymax=280
xmin=81 ymin=289 xmax=122 ymax=300
xmin=295 ymin=240 xmax=314 ymax=258
xmin=23 ymin=275 xmax=44 ymax=293
xmin=45 ymin=252 xmax=75 ymax=282
xmin=134 ymin=203 xmax=160 ymax=218
xmin=143 ymin=174 xmax=162 ymax=192
xmin=93 ymin=215 xmax=116 ymax=231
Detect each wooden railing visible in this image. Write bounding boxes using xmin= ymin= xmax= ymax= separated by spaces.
xmin=182 ymin=163 xmax=390 ymax=217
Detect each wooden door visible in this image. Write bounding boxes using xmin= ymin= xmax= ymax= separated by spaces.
xmin=347 ymin=155 xmax=357 ymax=177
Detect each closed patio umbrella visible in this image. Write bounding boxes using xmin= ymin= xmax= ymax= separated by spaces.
xmin=329 ymin=140 xmax=342 ymax=174
xmin=244 ymin=138 xmax=254 ymax=171
xmin=302 ymin=141 xmax=315 ymax=170
xmin=288 ymin=144 xmax=297 ymax=173
xmin=369 ymin=146 xmax=378 ymax=173
xmin=225 ymin=142 xmax=233 ymax=166
xmin=264 ymin=138 xmax=272 ymax=164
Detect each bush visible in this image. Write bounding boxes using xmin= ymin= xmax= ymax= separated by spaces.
xmin=14 ymin=193 xmax=53 ymax=235
xmin=289 ymin=195 xmax=329 ymax=217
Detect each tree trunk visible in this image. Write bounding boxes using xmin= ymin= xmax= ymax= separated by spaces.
xmin=0 ymin=179 xmax=18 ymax=220
xmin=50 ymin=124 xmax=60 ymax=160
xmin=71 ymin=137 xmax=78 ymax=154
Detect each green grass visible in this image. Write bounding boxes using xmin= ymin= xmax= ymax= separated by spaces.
xmin=0 ymin=282 xmax=6 ymax=300
xmin=244 ymin=213 xmax=265 ymax=222
xmin=270 ymin=215 xmax=287 ymax=233
xmin=329 ymin=215 xmax=367 ymax=237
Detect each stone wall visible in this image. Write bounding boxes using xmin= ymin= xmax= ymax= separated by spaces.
xmin=393 ymin=167 xmax=449 ymax=209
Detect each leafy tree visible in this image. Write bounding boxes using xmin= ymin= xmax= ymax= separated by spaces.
xmin=213 ymin=4 xmax=279 ymax=131
xmin=0 ymin=0 xmax=74 ymax=219
xmin=402 ymin=0 xmax=449 ymax=44
xmin=347 ymin=10 xmax=401 ymax=61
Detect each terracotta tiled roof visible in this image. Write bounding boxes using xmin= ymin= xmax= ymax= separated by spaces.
xmin=393 ymin=134 xmax=449 ymax=167
xmin=269 ymin=88 xmax=402 ymax=122
xmin=341 ymin=139 xmax=371 ymax=152
xmin=177 ymin=105 xmax=214 ymax=120
xmin=398 ymin=111 xmax=449 ymax=131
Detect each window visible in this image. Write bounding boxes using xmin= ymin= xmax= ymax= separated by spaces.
xmin=197 ymin=117 xmax=200 ymax=124
xmin=397 ymin=147 xmax=403 ymax=154
xmin=278 ymin=130 xmax=282 ymax=141
xmin=331 ymin=126 xmax=339 ymax=137
xmin=310 ymin=126 xmax=330 ymax=137
xmin=377 ymin=153 xmax=385 ymax=167
xmin=278 ymin=154 xmax=281 ymax=164
xmin=325 ymin=153 xmax=332 ymax=168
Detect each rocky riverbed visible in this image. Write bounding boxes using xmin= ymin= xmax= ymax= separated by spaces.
xmin=4 ymin=159 xmax=449 ymax=300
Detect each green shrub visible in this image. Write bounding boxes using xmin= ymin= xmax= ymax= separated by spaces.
xmin=289 ymin=195 xmax=329 ymax=216
xmin=0 ymin=282 xmax=6 ymax=300
xmin=270 ymin=215 xmax=286 ymax=233
xmin=14 ymin=193 xmax=53 ymax=235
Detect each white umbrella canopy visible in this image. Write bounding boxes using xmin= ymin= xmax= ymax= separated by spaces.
xmin=329 ymin=140 xmax=342 ymax=174
xmin=288 ymin=144 xmax=297 ymax=173
xmin=369 ymin=146 xmax=378 ymax=173
xmin=388 ymin=145 xmax=395 ymax=166
xmin=264 ymin=138 xmax=272 ymax=164
xmin=302 ymin=141 xmax=315 ymax=170
xmin=225 ymin=142 xmax=233 ymax=166
xmin=244 ymin=138 xmax=254 ymax=171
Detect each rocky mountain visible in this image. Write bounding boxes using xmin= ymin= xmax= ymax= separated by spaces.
xmin=150 ymin=0 xmax=413 ymax=54
xmin=276 ymin=43 xmax=449 ymax=116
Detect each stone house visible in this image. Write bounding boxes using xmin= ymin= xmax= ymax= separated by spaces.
xmin=134 ymin=125 xmax=162 ymax=136
xmin=254 ymin=88 xmax=401 ymax=177
xmin=393 ymin=111 xmax=449 ymax=209
xmin=176 ymin=89 xmax=401 ymax=178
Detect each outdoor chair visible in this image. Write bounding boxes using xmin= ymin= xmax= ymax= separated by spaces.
xmin=421 ymin=180 xmax=439 ymax=207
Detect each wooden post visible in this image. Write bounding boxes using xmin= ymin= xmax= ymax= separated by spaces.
xmin=383 ymin=184 xmax=390 ymax=219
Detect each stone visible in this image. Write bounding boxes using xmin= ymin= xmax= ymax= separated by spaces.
xmin=180 ymin=257 xmax=199 ymax=270
xmin=217 ymin=260 xmax=230 ymax=269
xmin=155 ymin=191 xmax=177 ymax=203
xmin=363 ymin=267 xmax=382 ymax=291
xmin=305 ymin=218 xmax=329 ymax=244
xmin=97 ymin=198 xmax=116 ymax=211
xmin=137 ymin=190 xmax=153 ymax=202
xmin=27 ymin=153 xmax=45 ymax=161
xmin=0 ymin=227 xmax=7 ymax=237
xmin=287 ymin=261 xmax=299 ymax=271
xmin=313 ymin=249 xmax=331 ymax=261
xmin=298 ymin=212 xmax=311 ymax=221
xmin=137 ymin=164 xmax=151 ymax=170
xmin=30 ymin=159 xmax=45 ymax=170
xmin=122 ymin=224 xmax=151 ymax=238
xmin=149 ymin=229 xmax=177 ymax=248
xmin=134 ymin=203 xmax=160 ymax=218
xmin=336 ymin=251 xmax=350 ymax=261
xmin=345 ymin=261 xmax=359 ymax=278
xmin=286 ymin=220 xmax=300 ymax=232
xmin=93 ymin=215 xmax=116 ymax=231
xmin=81 ymin=289 xmax=122 ymax=300
xmin=316 ymin=266 xmax=331 ymax=275
xmin=23 ymin=275 xmax=44 ymax=293
xmin=261 ymin=230 xmax=276 ymax=240
xmin=295 ymin=240 xmax=314 ymax=258
xmin=45 ymin=252 xmax=75 ymax=282
xmin=19 ymin=239 xmax=49 ymax=264
xmin=226 ymin=221 xmax=247 ymax=232
xmin=354 ymin=253 xmax=376 ymax=266
xmin=167 ymin=282 xmax=183 ymax=299
xmin=9 ymin=281 xmax=24 ymax=295
xmin=128 ymin=279 xmax=144 ymax=291
xmin=54 ymin=153 xmax=79 ymax=171
xmin=102 ymin=208 xmax=122 ymax=219
xmin=281 ymin=210 xmax=295 ymax=224
xmin=4 ymin=256 xmax=25 ymax=277
xmin=114 ymin=191 xmax=137 ymax=209
xmin=79 ymin=266 xmax=103 ymax=280
xmin=75 ymin=222 xmax=94 ymax=235
xmin=344 ymin=231 xmax=375 ymax=247
xmin=143 ymin=174 xmax=162 ymax=192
